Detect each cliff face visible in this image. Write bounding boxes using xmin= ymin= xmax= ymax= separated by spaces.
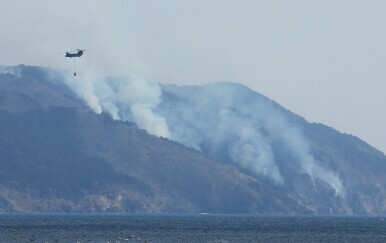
xmin=0 ymin=65 xmax=385 ymax=215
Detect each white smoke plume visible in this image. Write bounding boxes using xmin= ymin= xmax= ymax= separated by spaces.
xmin=157 ymin=83 xmax=345 ymax=195
xmin=40 ymin=64 xmax=345 ymax=197
xmin=58 ymin=68 xmax=344 ymax=195
xmin=265 ymin=113 xmax=346 ymax=196
xmin=217 ymin=108 xmax=284 ymax=184
xmin=155 ymin=83 xmax=287 ymax=184
xmin=60 ymin=70 xmax=283 ymax=184
xmin=2 ymin=64 xmax=345 ymax=194
xmin=0 ymin=66 xmax=22 ymax=77
xmin=61 ymin=71 xmax=170 ymax=138
xmin=40 ymin=65 xmax=346 ymax=196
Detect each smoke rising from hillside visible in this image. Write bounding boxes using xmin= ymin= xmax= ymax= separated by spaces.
xmin=158 ymin=83 xmax=345 ymax=196
xmin=59 ymin=72 xmax=345 ymax=196
xmin=0 ymin=66 xmax=22 ymax=77
xmin=267 ymin=115 xmax=345 ymax=196
xmin=62 ymin=72 xmax=170 ymax=138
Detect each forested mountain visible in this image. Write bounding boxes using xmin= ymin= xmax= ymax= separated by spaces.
xmin=0 ymin=65 xmax=385 ymax=215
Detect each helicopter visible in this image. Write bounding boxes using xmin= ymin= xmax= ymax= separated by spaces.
xmin=65 ymin=49 xmax=86 ymax=76
xmin=65 ymin=49 xmax=86 ymax=58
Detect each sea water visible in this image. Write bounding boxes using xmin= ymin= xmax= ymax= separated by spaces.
xmin=0 ymin=214 xmax=385 ymax=242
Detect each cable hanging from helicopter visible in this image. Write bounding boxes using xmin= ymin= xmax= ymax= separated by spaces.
xmin=65 ymin=49 xmax=86 ymax=76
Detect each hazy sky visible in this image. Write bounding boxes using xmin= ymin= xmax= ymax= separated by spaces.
xmin=1 ymin=0 xmax=385 ymax=153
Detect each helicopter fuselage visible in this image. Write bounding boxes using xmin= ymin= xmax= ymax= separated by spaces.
xmin=65 ymin=50 xmax=83 ymax=58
